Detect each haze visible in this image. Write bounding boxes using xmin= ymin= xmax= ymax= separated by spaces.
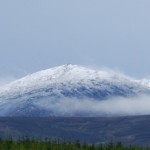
xmin=35 ymin=96 xmax=150 ymax=116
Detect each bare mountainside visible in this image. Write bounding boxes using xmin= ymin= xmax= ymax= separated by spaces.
xmin=0 ymin=116 xmax=150 ymax=146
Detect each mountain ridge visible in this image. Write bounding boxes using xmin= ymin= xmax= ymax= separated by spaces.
xmin=0 ymin=64 xmax=150 ymax=116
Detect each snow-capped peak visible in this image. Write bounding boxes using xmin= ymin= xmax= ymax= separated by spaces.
xmin=0 ymin=64 xmax=140 ymax=95
xmin=0 ymin=64 xmax=150 ymax=116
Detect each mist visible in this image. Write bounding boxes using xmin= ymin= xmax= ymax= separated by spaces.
xmin=35 ymin=95 xmax=150 ymax=116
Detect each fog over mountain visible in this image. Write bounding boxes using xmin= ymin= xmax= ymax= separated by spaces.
xmin=0 ymin=64 xmax=150 ymax=117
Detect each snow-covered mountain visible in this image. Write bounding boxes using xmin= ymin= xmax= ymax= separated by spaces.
xmin=0 ymin=64 xmax=150 ymax=116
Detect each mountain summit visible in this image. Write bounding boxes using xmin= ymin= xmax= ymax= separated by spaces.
xmin=0 ymin=64 xmax=150 ymax=116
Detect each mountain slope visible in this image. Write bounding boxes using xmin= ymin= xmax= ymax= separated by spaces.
xmin=0 ymin=116 xmax=150 ymax=146
xmin=0 ymin=64 xmax=150 ymax=116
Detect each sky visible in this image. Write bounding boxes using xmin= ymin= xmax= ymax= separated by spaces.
xmin=0 ymin=0 xmax=150 ymax=83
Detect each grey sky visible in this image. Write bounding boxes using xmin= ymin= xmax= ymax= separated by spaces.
xmin=0 ymin=0 xmax=150 ymax=80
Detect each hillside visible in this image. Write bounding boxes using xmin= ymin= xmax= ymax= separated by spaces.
xmin=0 ymin=116 xmax=150 ymax=146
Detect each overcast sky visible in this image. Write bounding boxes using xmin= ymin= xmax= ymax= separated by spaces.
xmin=0 ymin=0 xmax=150 ymax=81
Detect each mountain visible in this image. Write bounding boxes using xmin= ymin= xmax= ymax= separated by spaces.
xmin=0 ymin=64 xmax=150 ymax=116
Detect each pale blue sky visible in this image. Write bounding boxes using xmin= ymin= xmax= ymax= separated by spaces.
xmin=0 ymin=0 xmax=150 ymax=80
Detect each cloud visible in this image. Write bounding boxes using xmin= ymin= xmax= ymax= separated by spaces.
xmin=34 ymin=95 xmax=150 ymax=116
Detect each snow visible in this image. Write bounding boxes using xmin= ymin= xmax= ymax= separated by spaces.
xmin=0 ymin=64 xmax=150 ymax=116
xmin=0 ymin=64 xmax=149 ymax=98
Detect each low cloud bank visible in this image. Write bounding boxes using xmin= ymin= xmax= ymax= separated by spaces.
xmin=35 ymin=95 xmax=150 ymax=116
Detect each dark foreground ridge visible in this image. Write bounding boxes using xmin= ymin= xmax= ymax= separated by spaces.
xmin=1 ymin=115 xmax=150 ymax=146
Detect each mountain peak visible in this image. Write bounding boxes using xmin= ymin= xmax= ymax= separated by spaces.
xmin=0 ymin=65 xmax=150 ymax=116
xmin=0 ymin=64 xmax=147 ymax=94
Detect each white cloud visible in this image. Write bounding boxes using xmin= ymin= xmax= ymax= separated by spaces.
xmin=34 ymin=95 xmax=150 ymax=116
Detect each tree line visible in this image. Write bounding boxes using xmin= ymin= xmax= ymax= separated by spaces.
xmin=0 ymin=138 xmax=147 ymax=150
